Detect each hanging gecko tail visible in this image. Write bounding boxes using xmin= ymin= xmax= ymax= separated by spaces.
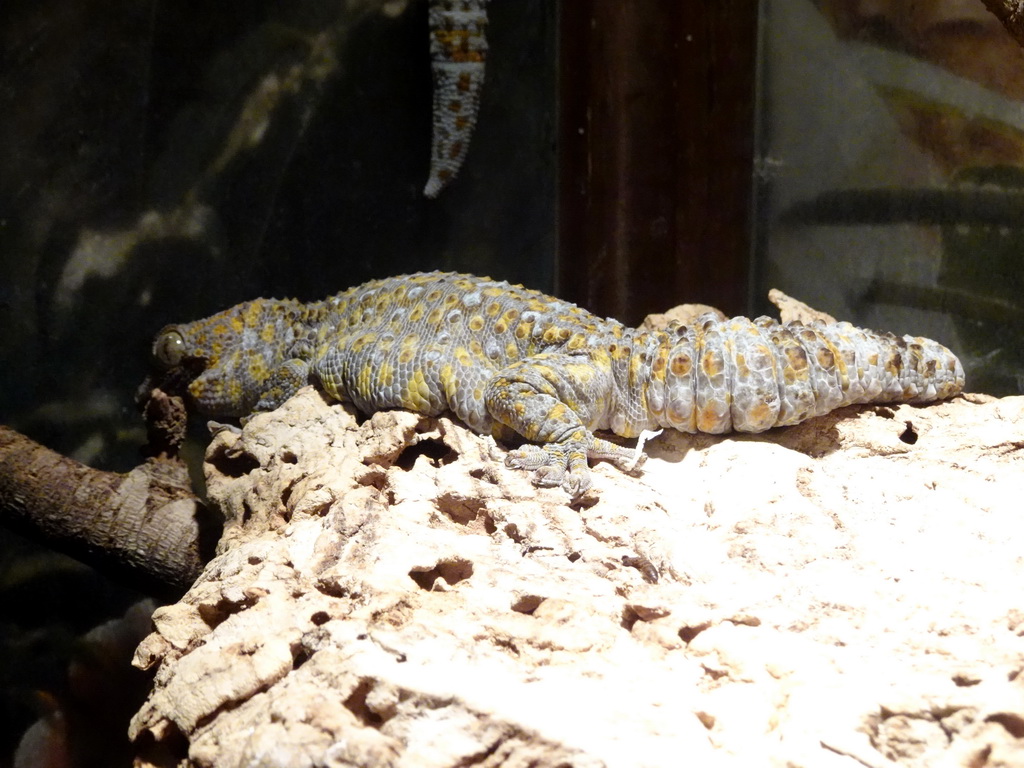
xmin=424 ymin=0 xmax=489 ymax=197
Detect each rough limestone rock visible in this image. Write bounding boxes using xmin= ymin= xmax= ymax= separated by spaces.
xmin=128 ymin=386 xmax=1024 ymax=768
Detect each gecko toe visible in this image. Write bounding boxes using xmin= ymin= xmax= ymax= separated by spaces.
xmin=505 ymin=444 xmax=551 ymax=471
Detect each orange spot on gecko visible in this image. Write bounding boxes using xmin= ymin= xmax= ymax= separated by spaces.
xmin=784 ymin=346 xmax=809 ymax=373
xmin=701 ymin=351 xmax=724 ymax=377
xmin=670 ymin=354 xmax=692 ymax=377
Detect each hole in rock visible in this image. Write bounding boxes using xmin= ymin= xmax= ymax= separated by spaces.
xmin=702 ymin=665 xmax=728 ymax=680
xmin=570 ymin=494 xmax=599 ymax=511
xmin=280 ymin=449 xmax=298 ymax=464
xmin=208 ymin=446 xmax=259 ymax=478
xmin=357 ymin=467 xmax=388 ymax=490
xmin=511 ymin=595 xmax=544 ymax=614
xmin=395 ymin=438 xmax=457 ymax=471
xmin=133 ymin=717 xmax=188 ymax=767
xmin=695 ymin=711 xmax=716 ymax=730
xmin=678 ymin=622 xmax=711 ymax=644
xmin=280 ymin=479 xmax=296 ymax=514
xmin=291 ymin=646 xmax=312 ymax=670
xmin=437 ymin=493 xmax=491 ymax=529
xmin=986 ymin=712 xmax=1024 ymax=739
xmin=343 ymin=679 xmax=385 ymax=728
xmin=315 ymin=577 xmax=354 ymax=599
xmin=898 ymin=421 xmax=918 ymax=445
xmin=409 ymin=557 xmax=474 ymax=590
xmin=197 ymin=595 xmax=254 ymax=630
xmin=311 ymin=611 xmax=331 ymax=626
xmin=951 ymin=673 xmax=981 ymax=687
xmin=620 ymin=606 xmax=641 ymax=631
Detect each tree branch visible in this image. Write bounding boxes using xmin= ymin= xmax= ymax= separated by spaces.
xmin=0 ymin=390 xmax=218 ymax=599
xmin=981 ymin=0 xmax=1024 ymax=48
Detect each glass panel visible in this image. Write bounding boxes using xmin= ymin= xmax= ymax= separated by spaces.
xmin=1 ymin=3 xmax=554 ymax=756
xmin=755 ymin=0 xmax=1023 ymax=395
xmin=0 ymin=0 xmax=555 ymax=467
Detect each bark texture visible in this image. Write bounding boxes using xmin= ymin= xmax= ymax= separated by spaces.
xmin=982 ymin=0 xmax=1024 ymax=48
xmin=129 ymin=386 xmax=1024 ymax=767
xmin=0 ymin=389 xmax=214 ymax=597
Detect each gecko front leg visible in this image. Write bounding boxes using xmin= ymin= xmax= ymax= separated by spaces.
xmin=484 ymin=353 xmax=639 ymax=497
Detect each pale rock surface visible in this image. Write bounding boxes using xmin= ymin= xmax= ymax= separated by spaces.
xmin=128 ymin=387 xmax=1024 ymax=768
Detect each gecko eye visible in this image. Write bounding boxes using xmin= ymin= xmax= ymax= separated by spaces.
xmin=153 ymin=327 xmax=186 ymax=369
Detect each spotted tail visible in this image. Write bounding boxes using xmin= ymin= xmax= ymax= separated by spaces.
xmin=645 ymin=315 xmax=964 ymax=434
xmin=423 ymin=0 xmax=489 ymax=198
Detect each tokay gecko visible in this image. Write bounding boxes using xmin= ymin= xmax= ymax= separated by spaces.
xmin=148 ymin=271 xmax=964 ymax=496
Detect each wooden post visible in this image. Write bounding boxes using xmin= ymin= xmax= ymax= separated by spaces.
xmin=559 ymin=1 xmax=758 ymax=324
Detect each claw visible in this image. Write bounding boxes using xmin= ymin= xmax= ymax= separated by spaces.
xmin=532 ymin=464 xmax=565 ymax=489
xmin=561 ymin=470 xmax=591 ymax=498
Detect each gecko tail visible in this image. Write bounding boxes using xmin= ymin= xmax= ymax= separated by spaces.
xmin=424 ymin=0 xmax=489 ymax=198
xmin=653 ymin=315 xmax=965 ymax=435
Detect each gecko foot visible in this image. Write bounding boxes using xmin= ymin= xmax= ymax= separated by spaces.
xmin=505 ymin=442 xmax=593 ymax=497
xmin=505 ymin=432 xmax=654 ymax=497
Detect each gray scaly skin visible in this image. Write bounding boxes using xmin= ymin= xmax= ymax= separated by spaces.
xmin=148 ymin=271 xmax=965 ymax=497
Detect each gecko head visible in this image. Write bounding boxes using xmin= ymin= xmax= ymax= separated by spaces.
xmin=139 ymin=323 xmax=215 ymax=413
xmin=145 ymin=315 xmax=255 ymax=418
xmin=141 ymin=299 xmax=303 ymax=419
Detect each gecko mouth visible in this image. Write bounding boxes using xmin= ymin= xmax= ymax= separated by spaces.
xmin=135 ymin=357 xmax=207 ymax=413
